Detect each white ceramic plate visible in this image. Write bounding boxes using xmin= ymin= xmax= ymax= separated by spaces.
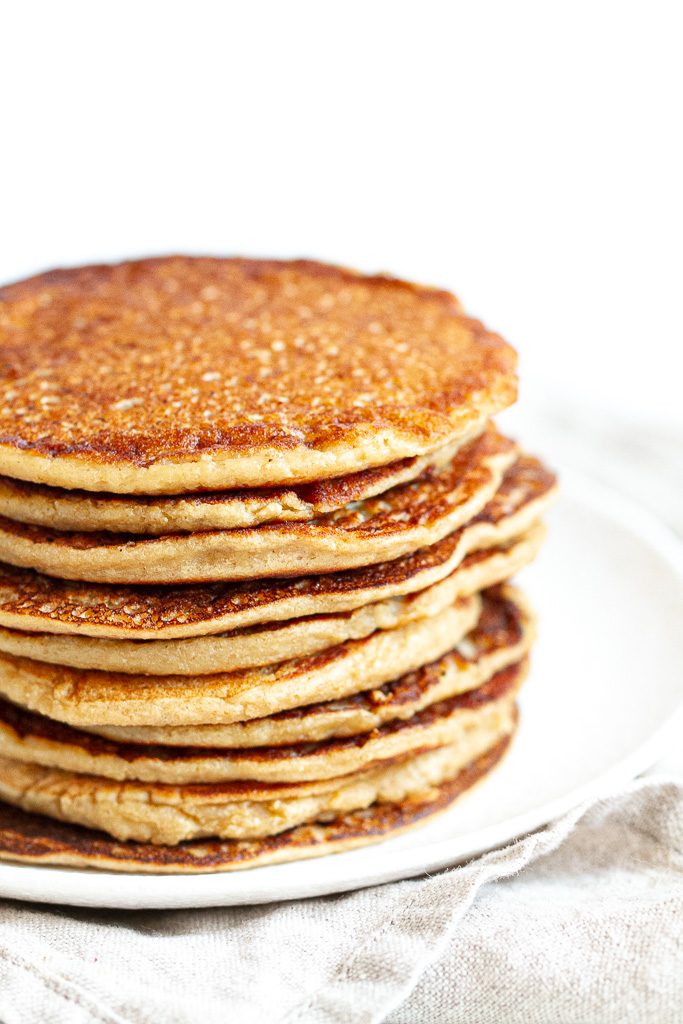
xmin=1 ymin=468 xmax=683 ymax=909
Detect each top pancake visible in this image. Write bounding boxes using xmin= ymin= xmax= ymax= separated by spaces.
xmin=0 ymin=257 xmax=517 ymax=493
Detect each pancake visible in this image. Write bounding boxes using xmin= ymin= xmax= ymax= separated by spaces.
xmin=0 ymin=257 xmax=517 ymax=493
xmin=0 ymin=428 xmax=517 ymax=584
xmin=0 ymin=458 xmax=554 ymax=643
xmin=0 ymin=701 xmax=517 ymax=843
xmin=0 ymin=437 xmax=467 ymax=534
xmin=0 ymin=731 xmax=512 ymax=872
xmin=0 ymin=657 xmax=525 ymax=784
xmin=0 ymin=527 xmax=542 ymax=675
xmin=0 ymin=594 xmax=481 ymax=728
xmin=91 ymin=585 xmax=533 ymax=746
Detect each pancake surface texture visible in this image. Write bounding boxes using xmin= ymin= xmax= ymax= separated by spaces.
xmin=0 ymin=258 xmax=517 ymax=493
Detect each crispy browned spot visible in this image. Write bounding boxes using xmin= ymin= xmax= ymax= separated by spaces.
xmin=271 ymin=585 xmax=525 ymax=720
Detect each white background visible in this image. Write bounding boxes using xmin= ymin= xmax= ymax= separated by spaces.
xmin=1 ymin=1 xmax=681 ymax=427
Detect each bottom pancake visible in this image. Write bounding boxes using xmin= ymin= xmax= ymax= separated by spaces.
xmin=0 ymin=693 xmax=517 ymax=844
xmin=0 ymin=728 xmax=513 ymax=874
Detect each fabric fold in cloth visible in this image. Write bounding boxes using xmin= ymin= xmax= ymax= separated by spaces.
xmin=0 ymin=774 xmax=681 ymax=1024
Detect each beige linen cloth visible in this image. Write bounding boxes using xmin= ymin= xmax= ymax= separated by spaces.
xmin=0 ymin=775 xmax=681 ymax=1023
xmin=0 ymin=408 xmax=682 ymax=1024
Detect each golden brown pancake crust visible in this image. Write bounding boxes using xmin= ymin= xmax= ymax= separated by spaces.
xmin=0 ymin=594 xmax=483 ymax=728
xmin=0 ymin=532 xmax=538 ymax=677
xmin=0 ymin=437 xmax=466 ymax=534
xmin=0 ymin=731 xmax=512 ymax=872
xmin=91 ymin=585 xmax=534 ymax=746
xmin=0 ymin=659 xmax=524 ymax=786
xmin=2 ymin=585 xmax=526 ymax=742
xmin=0 ymin=257 xmax=517 ymax=492
xmin=0 ymin=428 xmax=517 ymax=584
xmin=0 ymin=454 xmax=557 ymax=637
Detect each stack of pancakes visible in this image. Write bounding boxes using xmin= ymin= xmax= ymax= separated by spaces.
xmin=0 ymin=258 xmax=556 ymax=873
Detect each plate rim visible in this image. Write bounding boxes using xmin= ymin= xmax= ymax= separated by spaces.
xmin=1 ymin=464 xmax=682 ymax=909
